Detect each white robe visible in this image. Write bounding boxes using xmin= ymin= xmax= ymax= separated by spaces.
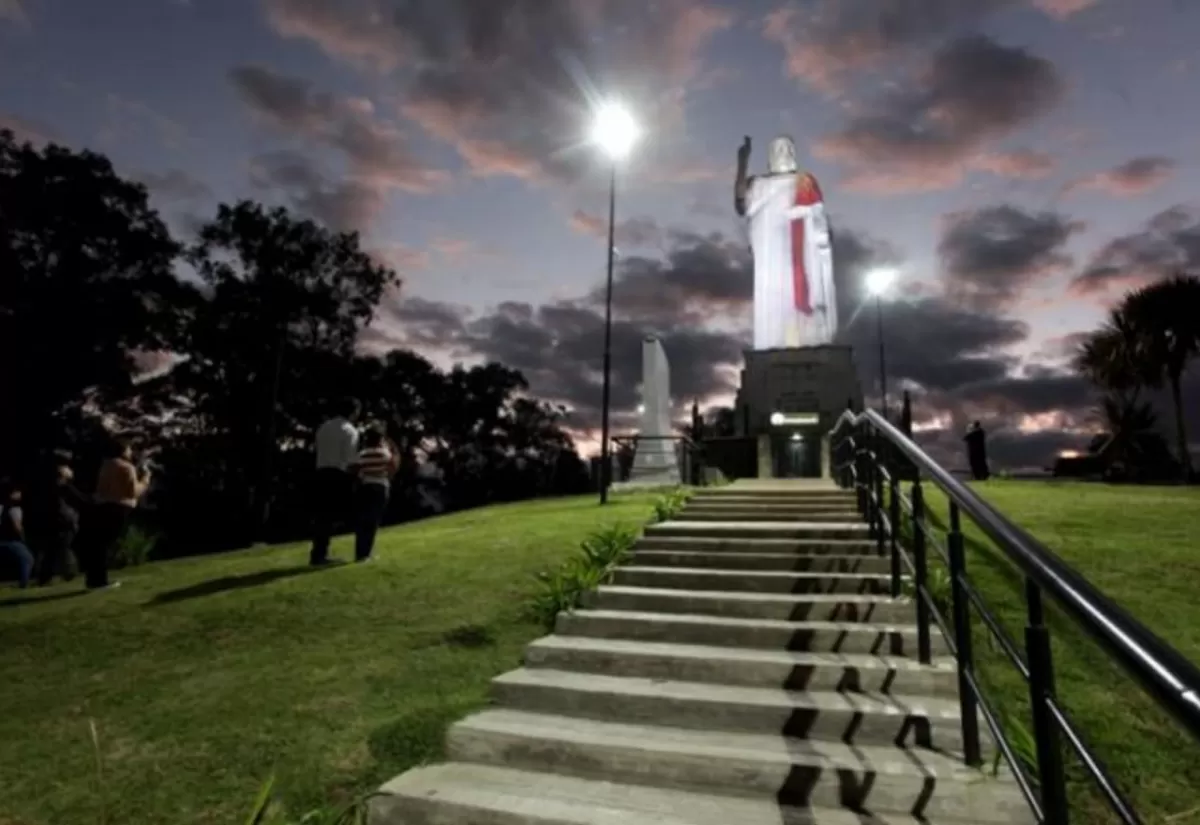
xmin=745 ymin=173 xmax=837 ymax=350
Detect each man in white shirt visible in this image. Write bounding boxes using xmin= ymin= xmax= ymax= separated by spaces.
xmin=310 ymin=397 xmax=360 ymax=565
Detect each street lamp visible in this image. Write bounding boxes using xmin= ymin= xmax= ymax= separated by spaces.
xmin=591 ymin=101 xmax=640 ymax=505
xmin=865 ymin=268 xmax=897 ymax=420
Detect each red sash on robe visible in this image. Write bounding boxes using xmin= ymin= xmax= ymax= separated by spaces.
xmin=791 ymin=172 xmax=823 ymax=314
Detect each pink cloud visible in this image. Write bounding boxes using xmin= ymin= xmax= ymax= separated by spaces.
xmin=1063 ymin=156 xmax=1177 ymax=197
xmin=972 ymin=149 xmax=1057 ymax=179
xmin=0 ymin=0 xmax=27 ymax=25
xmin=0 ymin=113 xmax=55 ymax=145
xmin=1030 ymin=0 xmax=1100 ymax=19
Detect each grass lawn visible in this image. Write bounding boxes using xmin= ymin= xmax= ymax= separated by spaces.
xmin=917 ymin=480 xmax=1200 ymax=824
xmin=0 ymin=492 xmax=657 ymax=825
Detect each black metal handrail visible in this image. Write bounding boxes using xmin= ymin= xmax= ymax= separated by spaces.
xmin=828 ymin=408 xmax=1200 ymax=825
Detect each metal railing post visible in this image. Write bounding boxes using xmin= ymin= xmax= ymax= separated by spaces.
xmin=873 ymin=432 xmax=886 ymax=557
xmin=863 ymin=429 xmax=877 ymax=539
xmin=888 ymin=475 xmax=902 ymax=598
xmin=855 ymin=429 xmax=868 ymax=518
xmin=1026 ymin=579 xmax=1069 ymax=824
xmin=948 ymin=501 xmax=982 ymax=767
xmin=911 ymin=479 xmax=932 ymax=665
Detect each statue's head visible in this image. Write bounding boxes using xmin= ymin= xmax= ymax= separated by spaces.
xmin=767 ymin=135 xmax=798 ymax=174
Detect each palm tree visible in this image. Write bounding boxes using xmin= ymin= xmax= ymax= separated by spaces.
xmin=1119 ymin=274 xmax=1200 ymax=481
xmin=1073 ymin=308 xmax=1154 ymax=410
xmin=1074 ymin=310 xmax=1157 ymax=478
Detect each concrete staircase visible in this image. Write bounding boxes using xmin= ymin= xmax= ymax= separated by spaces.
xmin=372 ymin=480 xmax=1033 ymax=825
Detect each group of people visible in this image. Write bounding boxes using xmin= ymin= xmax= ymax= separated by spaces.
xmin=309 ymin=398 xmax=401 ymax=565
xmin=1 ymin=437 xmax=152 ymax=591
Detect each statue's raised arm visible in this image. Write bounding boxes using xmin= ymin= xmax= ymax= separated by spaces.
xmin=734 ymin=136 xmax=751 ymax=217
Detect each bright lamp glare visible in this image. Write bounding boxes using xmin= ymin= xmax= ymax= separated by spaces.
xmin=591 ymin=102 xmax=639 ymax=159
xmin=866 ymin=268 xmax=897 ymax=297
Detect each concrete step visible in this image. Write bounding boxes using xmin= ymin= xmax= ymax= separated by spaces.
xmin=629 ymin=549 xmax=890 ymax=573
xmin=490 ymin=669 xmax=968 ymax=751
xmin=447 ymin=714 xmax=1029 ymax=824
xmin=687 ymin=501 xmax=861 ymax=512
xmin=690 ymin=498 xmax=858 ymax=508
xmin=635 ymin=535 xmax=879 ymax=555
xmin=373 ymin=761 xmax=1015 ymax=824
xmin=523 ymin=636 xmax=959 ymax=696
xmin=686 ymin=506 xmax=864 ymax=518
xmin=582 ymin=586 xmax=912 ymax=623
xmin=648 ymin=521 xmax=870 ymax=540
xmin=694 ymin=489 xmax=854 ymax=501
xmin=557 ymin=609 xmax=947 ymax=656
xmin=611 ymin=565 xmax=893 ymax=595
xmin=679 ymin=510 xmax=865 ymax=523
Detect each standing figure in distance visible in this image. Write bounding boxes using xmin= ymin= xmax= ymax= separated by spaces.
xmin=735 ymin=135 xmax=837 ymax=350
xmin=965 ymin=421 xmax=991 ymax=481
xmin=310 ymin=397 xmax=361 ymax=566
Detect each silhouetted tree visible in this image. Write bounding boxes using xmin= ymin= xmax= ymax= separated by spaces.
xmin=169 ymin=200 xmax=397 ymax=542
xmin=1120 ymin=274 xmax=1200 ymax=480
xmin=0 ymin=129 xmax=189 ymax=478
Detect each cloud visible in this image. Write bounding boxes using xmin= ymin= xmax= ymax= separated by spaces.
xmin=138 ymin=169 xmax=213 ymax=202
xmin=230 ymin=64 xmax=448 ymax=220
xmin=370 ymin=243 xmax=431 ymax=274
xmin=1072 ymin=205 xmax=1200 ymax=296
xmin=761 ymin=0 xmax=1091 ymax=96
xmin=1031 ymin=0 xmax=1101 ymax=18
xmin=249 ymin=149 xmax=386 ymax=232
xmin=762 ymin=0 xmax=1012 ymax=94
xmin=568 ymin=211 xmax=666 ymax=251
xmin=262 ymin=0 xmax=733 ymax=182
xmin=0 ymin=113 xmax=55 ymax=144
xmin=972 ymin=149 xmax=1057 ymax=179
xmin=1064 ymin=156 xmax=1177 ymax=196
xmin=938 ymin=205 xmax=1084 ymax=310
xmin=815 ymin=35 xmax=1064 ymax=193
xmin=0 ymin=0 xmax=27 ymax=25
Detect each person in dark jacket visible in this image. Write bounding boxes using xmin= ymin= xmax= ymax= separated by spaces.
xmin=28 ymin=451 xmax=89 ymax=585
xmin=965 ymin=421 xmax=991 ymax=481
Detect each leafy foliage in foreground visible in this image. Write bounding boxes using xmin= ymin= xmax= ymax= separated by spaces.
xmin=529 ymin=522 xmax=641 ymax=629
xmin=652 ymin=487 xmax=693 ymax=523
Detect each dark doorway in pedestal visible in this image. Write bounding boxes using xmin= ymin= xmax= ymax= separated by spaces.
xmin=772 ymin=431 xmax=820 ymax=478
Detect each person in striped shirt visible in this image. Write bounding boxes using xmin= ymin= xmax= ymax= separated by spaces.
xmin=353 ymin=426 xmax=398 ymax=562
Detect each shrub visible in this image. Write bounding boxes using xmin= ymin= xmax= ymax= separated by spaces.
xmin=903 ymin=562 xmax=953 ymax=618
xmin=652 ymin=487 xmax=692 ymax=523
xmin=108 ymin=524 xmax=160 ymax=569
xmin=528 ymin=522 xmax=640 ymax=629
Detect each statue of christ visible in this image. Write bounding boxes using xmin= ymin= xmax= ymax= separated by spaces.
xmin=735 ymin=135 xmax=837 ymax=350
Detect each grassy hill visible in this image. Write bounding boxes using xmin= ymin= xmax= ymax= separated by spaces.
xmin=0 ymin=493 xmax=657 ymax=825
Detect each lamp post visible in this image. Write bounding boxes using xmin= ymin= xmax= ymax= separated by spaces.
xmin=591 ymin=101 xmax=640 ymax=504
xmin=865 ymin=268 xmax=897 ymax=420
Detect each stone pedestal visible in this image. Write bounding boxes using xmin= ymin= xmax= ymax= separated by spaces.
xmin=733 ymin=345 xmax=864 ymax=479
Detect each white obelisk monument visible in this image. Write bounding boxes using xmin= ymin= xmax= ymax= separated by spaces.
xmin=627 ymin=336 xmax=680 ymax=484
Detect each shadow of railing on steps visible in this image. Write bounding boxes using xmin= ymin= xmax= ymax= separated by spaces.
xmin=829 ymin=409 xmax=1200 ymax=825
